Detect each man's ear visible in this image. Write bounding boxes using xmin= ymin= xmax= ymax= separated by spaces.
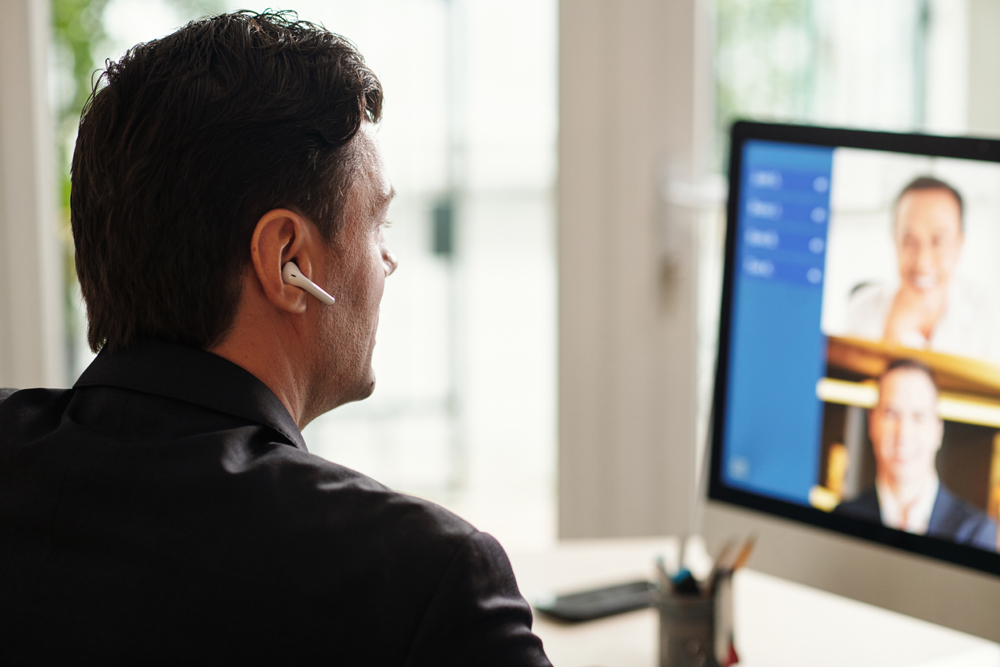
xmin=250 ymin=209 xmax=320 ymax=314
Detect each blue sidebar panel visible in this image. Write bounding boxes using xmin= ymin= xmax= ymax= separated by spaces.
xmin=722 ymin=140 xmax=834 ymax=504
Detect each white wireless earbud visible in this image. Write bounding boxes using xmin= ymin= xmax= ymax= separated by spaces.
xmin=281 ymin=261 xmax=336 ymax=306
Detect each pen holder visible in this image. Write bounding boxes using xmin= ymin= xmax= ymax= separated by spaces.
xmin=657 ymin=592 xmax=720 ymax=667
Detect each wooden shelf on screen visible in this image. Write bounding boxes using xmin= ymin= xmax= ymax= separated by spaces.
xmin=826 ymin=335 xmax=1000 ymax=398
xmin=817 ymin=377 xmax=1000 ymax=429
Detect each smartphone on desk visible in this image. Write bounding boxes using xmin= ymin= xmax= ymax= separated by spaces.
xmin=533 ymin=580 xmax=658 ymax=623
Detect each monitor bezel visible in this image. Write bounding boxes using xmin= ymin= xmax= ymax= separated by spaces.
xmin=708 ymin=120 xmax=1000 ymax=578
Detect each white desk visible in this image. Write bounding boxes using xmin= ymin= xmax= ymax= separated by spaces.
xmin=508 ymin=538 xmax=1000 ymax=667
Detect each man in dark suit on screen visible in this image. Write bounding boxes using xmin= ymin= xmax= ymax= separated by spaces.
xmin=0 ymin=11 xmax=551 ymax=665
xmin=836 ymin=359 xmax=997 ymax=552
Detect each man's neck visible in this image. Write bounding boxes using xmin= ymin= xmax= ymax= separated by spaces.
xmin=876 ymin=472 xmax=940 ymax=516
xmin=879 ymin=471 xmax=937 ymax=508
xmin=876 ymin=472 xmax=940 ymax=534
xmin=207 ymin=288 xmax=312 ymax=429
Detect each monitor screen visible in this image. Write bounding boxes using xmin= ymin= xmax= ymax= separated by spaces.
xmin=710 ymin=122 xmax=1000 ymax=577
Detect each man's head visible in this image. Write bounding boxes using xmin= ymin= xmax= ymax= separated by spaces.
xmin=72 ymin=10 xmax=384 ymax=353
xmin=892 ymin=176 xmax=964 ymax=293
xmin=869 ymin=359 xmax=943 ymax=491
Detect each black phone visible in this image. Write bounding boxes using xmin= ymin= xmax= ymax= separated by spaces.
xmin=533 ymin=580 xmax=658 ymax=623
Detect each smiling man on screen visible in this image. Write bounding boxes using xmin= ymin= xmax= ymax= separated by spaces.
xmin=845 ymin=176 xmax=996 ymax=361
xmin=0 ymin=11 xmax=550 ymax=665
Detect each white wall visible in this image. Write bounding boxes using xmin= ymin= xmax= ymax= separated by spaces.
xmin=558 ymin=0 xmax=714 ymax=538
xmin=0 ymin=0 xmax=65 ymax=389
xmin=968 ymin=0 xmax=1000 ymax=136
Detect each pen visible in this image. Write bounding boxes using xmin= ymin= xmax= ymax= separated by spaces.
xmin=704 ymin=538 xmax=736 ymax=598
xmin=670 ymin=567 xmax=701 ymax=596
xmin=731 ymin=535 xmax=757 ymax=572
xmin=655 ymin=554 xmax=671 ymax=591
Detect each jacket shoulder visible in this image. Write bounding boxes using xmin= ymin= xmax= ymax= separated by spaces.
xmin=834 ymin=487 xmax=881 ymax=521
xmin=929 ymin=486 xmax=998 ymax=549
xmin=255 ymin=446 xmax=480 ymax=554
xmin=0 ymin=388 xmax=75 ymax=444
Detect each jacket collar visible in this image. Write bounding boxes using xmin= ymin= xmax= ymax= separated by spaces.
xmin=75 ymin=338 xmax=307 ymax=451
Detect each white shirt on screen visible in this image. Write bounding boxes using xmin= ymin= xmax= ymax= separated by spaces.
xmin=844 ymin=279 xmax=998 ymax=362
xmin=876 ymin=476 xmax=939 ymax=535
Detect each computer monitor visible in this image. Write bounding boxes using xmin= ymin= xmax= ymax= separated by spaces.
xmin=702 ymin=121 xmax=1000 ymax=642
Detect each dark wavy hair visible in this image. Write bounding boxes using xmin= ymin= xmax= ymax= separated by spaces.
xmin=71 ymin=10 xmax=383 ymax=352
xmin=881 ymin=358 xmax=938 ymax=397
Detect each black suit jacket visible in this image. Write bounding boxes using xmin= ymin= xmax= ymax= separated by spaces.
xmin=0 ymin=339 xmax=551 ymax=665
xmin=835 ymin=485 xmax=998 ymax=552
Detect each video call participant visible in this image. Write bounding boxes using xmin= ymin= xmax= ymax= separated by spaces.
xmin=0 ymin=12 xmax=551 ymax=665
xmin=836 ymin=360 xmax=997 ymax=551
xmin=845 ymin=176 xmax=995 ymax=360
